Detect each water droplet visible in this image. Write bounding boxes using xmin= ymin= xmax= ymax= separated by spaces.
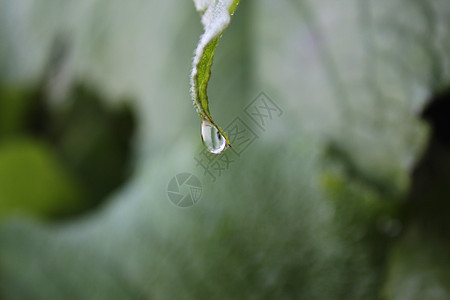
xmin=201 ymin=119 xmax=227 ymax=154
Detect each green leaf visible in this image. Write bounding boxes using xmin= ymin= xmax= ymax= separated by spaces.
xmin=190 ymin=0 xmax=240 ymax=152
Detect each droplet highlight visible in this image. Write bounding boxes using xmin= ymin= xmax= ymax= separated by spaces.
xmin=201 ymin=119 xmax=227 ymax=154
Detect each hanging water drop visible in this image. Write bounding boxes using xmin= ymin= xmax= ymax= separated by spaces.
xmin=201 ymin=119 xmax=227 ymax=154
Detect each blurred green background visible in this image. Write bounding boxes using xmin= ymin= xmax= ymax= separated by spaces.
xmin=0 ymin=0 xmax=449 ymax=299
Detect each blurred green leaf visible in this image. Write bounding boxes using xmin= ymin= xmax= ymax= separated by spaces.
xmin=49 ymin=83 xmax=136 ymax=209
xmin=0 ymin=138 xmax=81 ymax=220
xmin=0 ymin=87 xmax=33 ymax=137
xmin=383 ymin=225 xmax=450 ymax=300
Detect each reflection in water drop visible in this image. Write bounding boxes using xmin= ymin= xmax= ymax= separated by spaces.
xmin=201 ymin=119 xmax=227 ymax=154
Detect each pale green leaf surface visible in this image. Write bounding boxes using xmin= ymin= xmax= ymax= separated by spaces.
xmin=255 ymin=0 xmax=449 ymax=195
xmin=0 ymin=0 xmax=449 ymax=299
